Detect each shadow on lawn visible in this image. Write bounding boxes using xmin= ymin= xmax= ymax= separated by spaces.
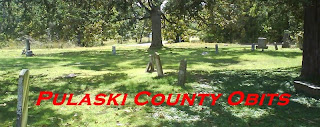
xmin=108 ymin=66 xmax=319 ymax=126
xmin=0 ymin=47 xmax=301 ymax=73
xmin=0 ymin=75 xmax=75 ymax=126
xmin=0 ymin=47 xmax=304 ymax=126
xmin=154 ymin=67 xmax=319 ymax=126
xmin=0 ymin=72 xmax=128 ymax=126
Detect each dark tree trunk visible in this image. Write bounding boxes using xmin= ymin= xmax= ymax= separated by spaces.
xmin=301 ymin=0 xmax=320 ymax=79
xmin=149 ymin=6 xmax=163 ymax=49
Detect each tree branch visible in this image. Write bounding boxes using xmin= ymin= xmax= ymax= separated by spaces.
xmin=137 ymin=0 xmax=151 ymax=12
xmin=161 ymin=13 xmax=176 ymax=24
xmin=148 ymin=0 xmax=154 ymax=8
xmin=186 ymin=9 xmax=213 ymax=26
xmin=111 ymin=16 xmax=150 ymax=23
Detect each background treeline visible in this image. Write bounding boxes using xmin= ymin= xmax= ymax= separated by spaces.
xmin=0 ymin=0 xmax=304 ymax=47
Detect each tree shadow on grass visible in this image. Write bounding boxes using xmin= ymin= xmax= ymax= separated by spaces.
xmin=30 ymin=72 xmax=129 ymax=95
xmin=0 ymin=57 xmax=64 ymax=72
xmin=112 ymin=66 xmax=319 ymax=126
xmin=172 ymin=66 xmax=320 ymax=126
xmin=0 ymin=47 xmax=301 ymax=74
xmin=0 ymin=76 xmax=78 ymax=127
xmin=0 ymin=72 xmax=128 ymax=126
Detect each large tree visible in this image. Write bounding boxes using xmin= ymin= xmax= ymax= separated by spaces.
xmin=301 ymin=0 xmax=320 ymax=79
xmin=137 ymin=0 xmax=163 ymax=49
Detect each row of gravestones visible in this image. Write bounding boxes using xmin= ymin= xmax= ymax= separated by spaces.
xmin=254 ymin=30 xmax=291 ymax=51
xmin=145 ymin=52 xmax=187 ymax=86
xmin=22 ymin=29 xmax=292 ymax=57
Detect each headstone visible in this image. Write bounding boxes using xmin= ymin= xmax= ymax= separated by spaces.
xmin=16 ymin=69 xmax=30 ymax=127
xmin=282 ymin=30 xmax=291 ymax=48
xmin=178 ymin=59 xmax=187 ymax=86
xmin=25 ymin=39 xmax=30 ymax=51
xmin=215 ymin=44 xmax=219 ymax=54
xmin=251 ymin=43 xmax=255 ymax=51
xmin=145 ymin=54 xmax=155 ymax=73
xmin=112 ymin=46 xmax=116 ymax=55
xmin=25 ymin=39 xmax=34 ymax=57
xmin=257 ymin=37 xmax=268 ymax=49
xmin=274 ymin=42 xmax=278 ymax=50
xmin=154 ymin=52 xmax=164 ymax=77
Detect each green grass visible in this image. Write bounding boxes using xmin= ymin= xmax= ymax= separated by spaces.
xmin=1 ymin=42 xmax=319 ymax=127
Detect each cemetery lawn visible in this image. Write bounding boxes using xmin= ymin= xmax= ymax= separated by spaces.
xmin=1 ymin=43 xmax=320 ymax=126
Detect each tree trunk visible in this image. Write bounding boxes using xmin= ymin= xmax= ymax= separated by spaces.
xmin=301 ymin=0 xmax=320 ymax=79
xmin=149 ymin=6 xmax=163 ymax=49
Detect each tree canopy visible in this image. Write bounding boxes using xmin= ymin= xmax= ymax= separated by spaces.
xmin=0 ymin=0 xmax=305 ymax=48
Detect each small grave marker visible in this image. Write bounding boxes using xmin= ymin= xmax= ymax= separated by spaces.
xmin=257 ymin=37 xmax=268 ymax=49
xmin=215 ymin=44 xmax=219 ymax=54
xmin=112 ymin=46 xmax=116 ymax=55
xmin=251 ymin=43 xmax=255 ymax=51
xmin=178 ymin=59 xmax=187 ymax=86
xmin=146 ymin=54 xmax=155 ymax=73
xmin=154 ymin=52 xmax=164 ymax=77
xmin=274 ymin=42 xmax=278 ymax=50
xmin=16 ymin=69 xmax=30 ymax=127
xmin=282 ymin=30 xmax=291 ymax=48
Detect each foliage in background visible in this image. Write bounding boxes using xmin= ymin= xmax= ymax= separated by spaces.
xmin=0 ymin=0 xmax=304 ymax=47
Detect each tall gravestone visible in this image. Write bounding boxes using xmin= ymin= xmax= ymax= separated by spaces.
xmin=256 ymin=37 xmax=268 ymax=49
xmin=251 ymin=43 xmax=255 ymax=51
xmin=154 ymin=52 xmax=164 ymax=77
xmin=145 ymin=54 xmax=155 ymax=73
xmin=112 ymin=46 xmax=116 ymax=55
xmin=17 ymin=69 xmax=30 ymax=127
xmin=25 ymin=39 xmax=34 ymax=57
xmin=282 ymin=30 xmax=291 ymax=48
xmin=178 ymin=59 xmax=187 ymax=86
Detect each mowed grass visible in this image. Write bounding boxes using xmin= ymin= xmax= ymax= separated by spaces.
xmin=1 ymin=42 xmax=319 ymax=127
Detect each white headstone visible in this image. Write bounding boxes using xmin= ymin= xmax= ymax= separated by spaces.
xmin=17 ymin=69 xmax=30 ymax=127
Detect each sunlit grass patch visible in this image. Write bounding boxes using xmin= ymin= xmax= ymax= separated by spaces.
xmin=1 ymin=42 xmax=319 ymax=126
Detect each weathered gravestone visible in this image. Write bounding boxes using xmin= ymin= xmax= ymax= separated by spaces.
xmin=282 ymin=30 xmax=291 ymax=48
xmin=215 ymin=44 xmax=219 ymax=54
xmin=22 ymin=39 xmax=34 ymax=57
xmin=178 ymin=59 xmax=187 ymax=86
xmin=145 ymin=54 xmax=155 ymax=73
xmin=16 ymin=69 xmax=30 ymax=127
xmin=256 ymin=37 xmax=268 ymax=49
xmin=297 ymin=33 xmax=303 ymax=50
xmin=251 ymin=43 xmax=255 ymax=51
xmin=154 ymin=52 xmax=164 ymax=77
xmin=112 ymin=46 xmax=116 ymax=55
xmin=274 ymin=42 xmax=278 ymax=50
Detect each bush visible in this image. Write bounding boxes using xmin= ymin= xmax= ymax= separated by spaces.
xmin=200 ymin=33 xmax=215 ymax=43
